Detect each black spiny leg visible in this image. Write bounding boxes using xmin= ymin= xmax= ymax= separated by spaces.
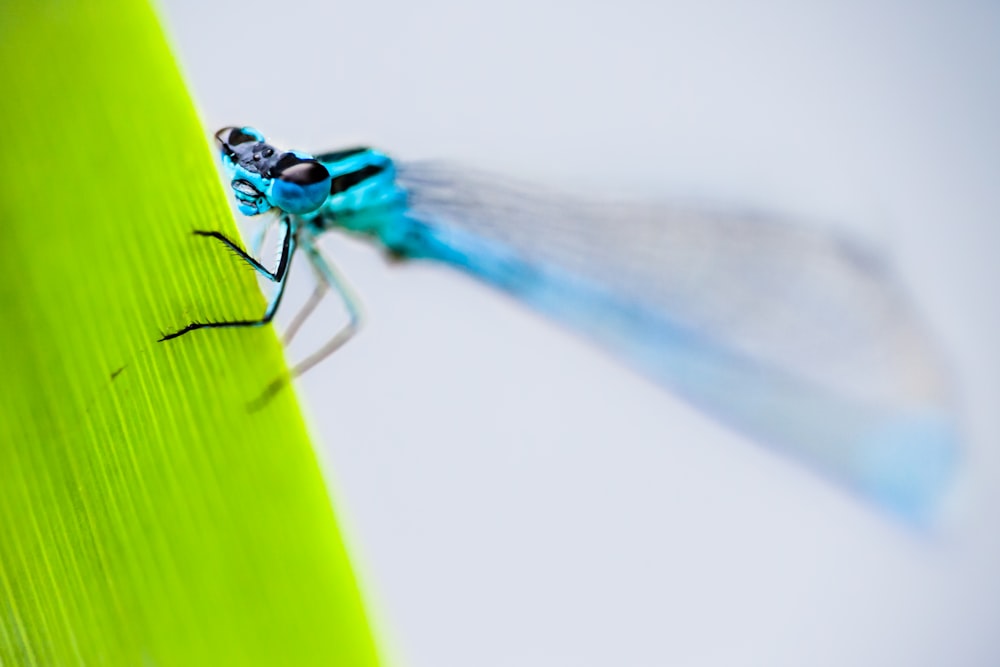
xmin=158 ymin=215 xmax=296 ymax=341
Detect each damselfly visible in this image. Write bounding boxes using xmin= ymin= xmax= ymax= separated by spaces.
xmin=161 ymin=126 xmax=958 ymax=517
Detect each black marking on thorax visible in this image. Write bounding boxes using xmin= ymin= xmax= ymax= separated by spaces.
xmin=315 ymin=147 xmax=370 ymax=162
xmin=330 ymin=164 xmax=387 ymax=195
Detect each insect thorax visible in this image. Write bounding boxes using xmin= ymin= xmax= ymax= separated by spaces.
xmin=305 ymin=147 xmax=408 ymax=238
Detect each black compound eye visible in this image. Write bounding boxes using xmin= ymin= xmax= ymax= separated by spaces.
xmin=214 ymin=127 xmax=261 ymax=153
xmin=214 ymin=127 xmax=235 ymax=143
xmin=214 ymin=127 xmax=236 ymax=155
xmin=227 ymin=127 xmax=258 ymax=145
xmin=271 ymin=153 xmax=329 ymax=185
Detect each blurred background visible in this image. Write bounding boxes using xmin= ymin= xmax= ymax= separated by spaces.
xmin=158 ymin=1 xmax=999 ymax=664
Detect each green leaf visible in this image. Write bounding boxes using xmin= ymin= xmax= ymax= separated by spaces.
xmin=0 ymin=1 xmax=379 ymax=664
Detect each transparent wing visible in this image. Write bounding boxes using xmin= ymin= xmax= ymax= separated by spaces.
xmin=393 ymin=161 xmax=959 ymax=517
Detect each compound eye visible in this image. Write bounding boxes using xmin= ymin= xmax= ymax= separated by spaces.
xmin=271 ymin=153 xmax=330 ymax=185
xmin=214 ymin=126 xmax=263 ymax=154
xmin=270 ymin=152 xmax=332 ymax=214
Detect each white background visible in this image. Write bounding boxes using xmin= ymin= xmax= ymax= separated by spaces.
xmin=159 ymin=1 xmax=999 ymax=665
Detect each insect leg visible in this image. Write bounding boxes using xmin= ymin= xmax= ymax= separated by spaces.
xmin=248 ymin=215 xmax=277 ymax=259
xmin=158 ymin=215 xmax=296 ymax=341
xmin=282 ymin=280 xmax=328 ymax=346
xmin=249 ymin=235 xmax=364 ymax=407
xmin=288 ymin=236 xmax=365 ymax=377
xmin=191 ymin=228 xmax=283 ymax=282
